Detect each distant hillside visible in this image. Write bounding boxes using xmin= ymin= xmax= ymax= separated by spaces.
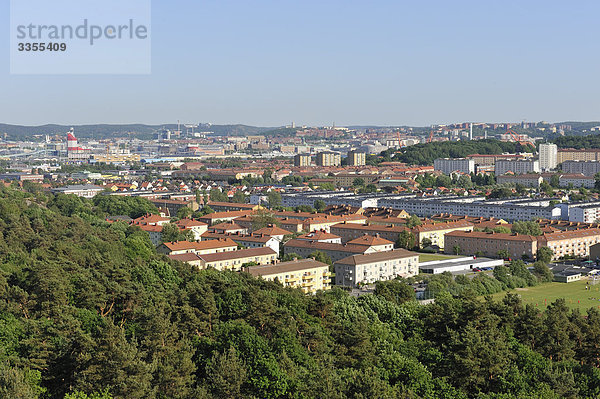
xmin=0 ymin=123 xmax=275 ymax=140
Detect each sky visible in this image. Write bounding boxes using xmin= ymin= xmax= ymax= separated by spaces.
xmin=1 ymin=0 xmax=599 ymax=127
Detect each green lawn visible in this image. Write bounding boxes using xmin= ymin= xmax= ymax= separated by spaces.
xmin=490 ymin=279 xmax=600 ymax=312
xmin=418 ymin=253 xmax=459 ymax=262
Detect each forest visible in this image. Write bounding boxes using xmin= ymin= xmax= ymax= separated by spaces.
xmin=554 ymin=133 xmax=600 ymax=149
xmin=2 ymin=187 xmax=600 ymax=398
xmin=391 ymin=139 xmax=531 ymax=166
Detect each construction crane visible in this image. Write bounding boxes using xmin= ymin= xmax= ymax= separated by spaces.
xmin=506 ymin=128 xmax=530 ymax=147
xmin=396 ymin=129 xmax=402 ymax=149
xmin=426 ymin=130 xmax=434 ymax=143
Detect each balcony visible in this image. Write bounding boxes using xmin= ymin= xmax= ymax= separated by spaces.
xmin=303 ymin=275 xmax=315 ymax=281
xmin=302 ymin=281 xmax=315 ymax=287
xmin=285 ymin=277 xmax=299 ymax=283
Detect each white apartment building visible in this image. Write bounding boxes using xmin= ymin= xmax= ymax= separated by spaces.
xmin=569 ymin=205 xmax=600 ymax=224
xmin=559 ymin=174 xmax=595 ymax=189
xmin=539 ymin=143 xmax=558 ymax=171
xmin=433 ymin=158 xmax=475 ymax=175
xmin=334 ymin=249 xmax=419 ymax=288
xmin=495 ymin=160 xmax=540 ymax=176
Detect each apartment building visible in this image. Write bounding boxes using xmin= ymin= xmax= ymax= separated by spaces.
xmin=557 ymin=149 xmax=600 ymax=163
xmin=347 ymin=150 xmax=367 ymax=166
xmin=316 ymin=151 xmax=341 ymax=167
xmin=347 ymin=235 xmax=395 ymax=252
xmin=539 ymin=143 xmax=558 ymax=171
xmin=294 ymin=154 xmax=312 ymax=167
xmin=252 ymin=225 xmax=293 ymax=241
xmin=568 ymin=204 xmax=600 ymax=224
xmin=444 ymin=231 xmax=538 ymax=260
xmin=136 ymin=224 xmax=164 ymax=246
xmin=302 ymin=214 xmax=367 ymax=232
xmin=330 ymin=222 xmax=408 ymax=244
xmin=561 ymin=160 xmax=600 ymax=177
xmin=208 ymin=221 xmax=248 ymax=235
xmin=331 ymin=173 xmax=380 ymax=187
xmin=245 ymin=259 xmax=331 ymax=294
xmin=411 ymin=220 xmax=474 ymax=249
xmin=539 ymin=229 xmax=600 ymax=260
xmin=283 ymin=238 xmax=391 ymax=262
xmin=207 ymin=202 xmax=261 ymax=212
xmin=197 ymin=247 xmax=278 ymax=271
xmin=433 ymin=158 xmax=475 ymax=175
xmin=376 ymin=195 xmax=561 ymax=221
xmin=466 ymin=153 xmax=527 ymax=166
xmin=149 ymin=198 xmax=199 ymax=215
xmin=496 ymin=174 xmax=543 ymax=188
xmin=175 ymin=218 xmax=208 ymax=240
xmin=157 ymin=238 xmax=238 ymax=255
xmin=334 ymin=249 xmax=419 ymax=288
xmin=297 ymin=230 xmax=342 ymax=243
xmin=51 ymin=184 xmax=104 ymax=198
xmin=495 ymin=160 xmax=540 ymax=176
xmin=330 ymin=220 xmax=473 ymax=250
xmin=558 ymin=174 xmax=595 ymax=189
xmin=197 ymin=210 xmax=254 ymax=224
xmin=201 ymin=231 xmax=280 ymax=253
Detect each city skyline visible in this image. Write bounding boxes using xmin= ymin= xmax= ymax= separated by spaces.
xmin=1 ymin=0 xmax=600 ymax=126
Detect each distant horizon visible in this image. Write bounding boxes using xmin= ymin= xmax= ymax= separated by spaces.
xmin=1 ymin=119 xmax=599 ymax=130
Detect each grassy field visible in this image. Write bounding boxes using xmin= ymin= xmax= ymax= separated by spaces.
xmin=418 ymin=253 xmax=459 ymax=262
xmin=490 ymin=278 xmax=600 ymax=312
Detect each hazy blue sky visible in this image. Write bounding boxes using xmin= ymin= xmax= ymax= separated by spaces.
xmin=1 ymin=0 xmax=599 ymax=127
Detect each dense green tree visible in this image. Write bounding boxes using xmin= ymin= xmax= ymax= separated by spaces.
xmin=319 ymin=182 xmax=336 ymax=191
xmin=308 ymin=250 xmax=332 ymax=265
xmin=266 ymin=191 xmax=282 ymax=208
xmin=231 ymin=191 xmax=247 ymax=204
xmin=456 ymin=174 xmax=473 ymax=189
xmin=395 ymin=139 xmax=520 ymax=166
xmin=540 ymin=181 xmax=554 ymax=196
xmin=93 ymin=196 xmax=158 ymax=219
xmin=161 ymin=223 xmax=193 ymax=243
xmin=406 ymin=214 xmax=422 ymax=228
xmin=396 ymin=230 xmax=416 ymax=250
xmin=313 ymin=199 xmax=326 ymax=212
xmin=209 ymin=189 xmax=228 ymax=202
xmin=176 ymin=206 xmax=193 ymax=219
xmin=488 ymin=187 xmax=514 ymax=199
xmin=536 ymin=247 xmax=554 ymax=264
xmin=352 ymin=178 xmax=365 ymax=187
xmin=251 ymin=209 xmax=280 ymax=230
xmin=294 ymin=205 xmax=315 ymax=213
xmin=512 ymin=221 xmax=542 ymax=236
xmin=532 ymin=261 xmax=554 ymax=283
xmin=374 ymin=279 xmax=415 ymax=304
xmin=206 ymin=346 xmax=247 ymax=398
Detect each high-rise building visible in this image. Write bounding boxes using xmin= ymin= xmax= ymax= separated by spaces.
xmin=495 ymin=160 xmax=540 ymax=176
xmin=316 ymin=151 xmax=341 ymax=167
xmin=539 ymin=143 xmax=558 ymax=171
xmin=433 ymin=158 xmax=475 ymax=175
xmin=294 ymin=154 xmax=311 ymax=167
xmin=347 ymin=150 xmax=366 ymax=166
